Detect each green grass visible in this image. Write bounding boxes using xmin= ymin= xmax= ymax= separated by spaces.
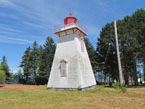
xmin=0 ymin=85 xmax=145 ymax=109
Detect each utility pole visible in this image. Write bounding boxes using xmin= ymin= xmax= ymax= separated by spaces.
xmin=114 ymin=21 xmax=123 ymax=84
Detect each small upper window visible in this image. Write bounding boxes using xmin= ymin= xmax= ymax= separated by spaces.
xmin=80 ymin=36 xmax=84 ymax=52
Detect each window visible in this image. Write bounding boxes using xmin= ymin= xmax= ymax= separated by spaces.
xmin=60 ymin=59 xmax=67 ymax=77
xmin=81 ymin=40 xmax=84 ymax=52
xmin=80 ymin=35 xmax=84 ymax=52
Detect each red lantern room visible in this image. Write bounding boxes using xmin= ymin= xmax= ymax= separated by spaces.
xmin=54 ymin=13 xmax=87 ymax=37
xmin=64 ymin=12 xmax=77 ymax=25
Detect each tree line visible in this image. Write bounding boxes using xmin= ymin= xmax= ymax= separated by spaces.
xmin=96 ymin=8 xmax=145 ymax=86
xmin=20 ymin=37 xmax=56 ymax=85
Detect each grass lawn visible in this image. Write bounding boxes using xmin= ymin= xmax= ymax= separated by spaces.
xmin=0 ymin=84 xmax=145 ymax=109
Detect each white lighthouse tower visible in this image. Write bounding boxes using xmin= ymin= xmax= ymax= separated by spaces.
xmin=47 ymin=13 xmax=96 ymax=90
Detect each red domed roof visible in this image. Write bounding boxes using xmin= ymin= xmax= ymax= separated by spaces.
xmin=64 ymin=13 xmax=77 ymax=25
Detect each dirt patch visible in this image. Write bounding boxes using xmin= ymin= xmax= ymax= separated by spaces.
xmin=120 ymin=92 xmax=145 ymax=98
xmin=0 ymin=84 xmax=46 ymax=90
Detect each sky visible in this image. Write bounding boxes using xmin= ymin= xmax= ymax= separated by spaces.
xmin=0 ymin=0 xmax=144 ymax=74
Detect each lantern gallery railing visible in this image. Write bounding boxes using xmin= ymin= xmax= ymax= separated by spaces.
xmin=54 ymin=23 xmax=87 ymax=33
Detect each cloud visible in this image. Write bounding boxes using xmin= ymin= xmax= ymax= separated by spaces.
xmin=0 ymin=31 xmax=17 ymax=35
xmin=96 ymin=0 xmax=109 ymax=7
xmin=0 ymin=0 xmax=16 ymax=7
xmin=0 ymin=0 xmax=62 ymax=24
xmin=0 ymin=36 xmax=33 ymax=44
xmin=95 ymin=0 xmax=116 ymax=15
xmin=23 ymin=21 xmax=47 ymax=29
xmin=0 ymin=26 xmax=24 ymax=33
xmin=0 ymin=0 xmax=102 ymax=46
xmin=0 ymin=0 xmax=64 ymax=38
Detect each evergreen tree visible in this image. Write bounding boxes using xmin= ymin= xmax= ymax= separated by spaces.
xmin=14 ymin=69 xmax=23 ymax=79
xmin=13 ymin=69 xmax=23 ymax=83
xmin=84 ymin=38 xmax=98 ymax=73
xmin=43 ymin=36 xmax=56 ymax=75
xmin=131 ymin=8 xmax=145 ymax=81
xmin=37 ymin=36 xmax=56 ymax=85
xmin=31 ymin=41 xmax=39 ymax=83
xmin=96 ymin=8 xmax=145 ymax=85
xmin=20 ymin=46 xmax=32 ymax=83
xmin=0 ymin=56 xmax=10 ymax=80
xmin=96 ymin=23 xmax=119 ymax=82
xmin=2 ymin=56 xmax=7 ymax=64
xmin=0 ymin=64 xmax=6 ymax=83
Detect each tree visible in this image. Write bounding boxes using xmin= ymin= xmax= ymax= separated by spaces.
xmin=0 ymin=65 xmax=6 ymax=83
xmin=0 ymin=56 xmax=10 ymax=80
xmin=17 ymin=69 xmax=23 ymax=79
xmin=31 ymin=41 xmax=39 ymax=83
xmin=20 ymin=46 xmax=32 ymax=83
xmin=84 ymin=38 xmax=98 ymax=73
xmin=13 ymin=69 xmax=23 ymax=83
xmin=20 ymin=37 xmax=56 ymax=85
xmin=14 ymin=69 xmax=23 ymax=79
xmin=96 ymin=22 xmax=119 ymax=83
xmin=37 ymin=36 xmax=56 ymax=85
xmin=2 ymin=56 xmax=7 ymax=64
xmin=131 ymin=9 xmax=145 ymax=82
xmin=96 ymin=8 xmax=145 ymax=85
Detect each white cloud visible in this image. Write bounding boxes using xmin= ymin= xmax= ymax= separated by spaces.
xmin=97 ymin=0 xmax=109 ymax=7
xmin=23 ymin=21 xmax=47 ymax=29
xmin=0 ymin=0 xmax=16 ymax=7
xmin=0 ymin=31 xmax=17 ymax=35
xmin=0 ymin=36 xmax=33 ymax=44
xmin=0 ymin=26 xmax=24 ymax=33
xmin=96 ymin=0 xmax=116 ymax=14
xmin=1 ymin=0 xmax=62 ymax=24
xmin=0 ymin=0 xmax=103 ymax=46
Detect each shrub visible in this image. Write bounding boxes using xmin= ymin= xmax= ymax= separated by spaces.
xmin=77 ymin=85 xmax=82 ymax=91
xmin=109 ymin=82 xmax=112 ymax=87
xmin=121 ymin=86 xmax=127 ymax=93
xmin=113 ymin=82 xmax=121 ymax=90
xmin=113 ymin=82 xmax=127 ymax=93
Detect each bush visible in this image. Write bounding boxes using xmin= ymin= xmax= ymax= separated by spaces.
xmin=121 ymin=86 xmax=127 ymax=93
xmin=113 ymin=82 xmax=127 ymax=93
xmin=109 ymin=82 xmax=112 ymax=87
xmin=35 ymin=76 xmax=48 ymax=85
xmin=113 ymin=82 xmax=121 ymax=90
xmin=77 ymin=85 xmax=82 ymax=91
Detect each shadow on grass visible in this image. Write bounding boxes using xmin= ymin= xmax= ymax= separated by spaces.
xmin=104 ymin=84 xmax=145 ymax=88
xmin=104 ymin=86 xmax=113 ymax=88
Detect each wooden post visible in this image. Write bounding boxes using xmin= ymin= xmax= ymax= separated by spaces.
xmin=114 ymin=21 xmax=123 ymax=84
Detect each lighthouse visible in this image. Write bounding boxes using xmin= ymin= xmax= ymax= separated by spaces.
xmin=47 ymin=13 xmax=96 ymax=90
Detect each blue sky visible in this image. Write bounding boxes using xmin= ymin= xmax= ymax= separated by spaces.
xmin=0 ymin=0 xmax=144 ymax=74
